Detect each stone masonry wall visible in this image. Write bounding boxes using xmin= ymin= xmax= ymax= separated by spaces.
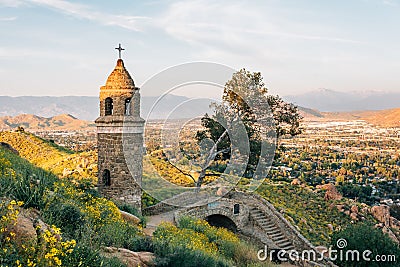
xmin=97 ymin=132 xmax=142 ymax=210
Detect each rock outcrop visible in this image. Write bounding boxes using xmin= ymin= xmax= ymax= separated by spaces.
xmin=291 ymin=178 xmax=302 ymax=186
xmin=102 ymin=247 xmax=155 ymax=267
xmin=9 ymin=211 xmax=37 ymax=245
xmin=120 ymin=210 xmax=141 ymax=225
xmin=316 ymin=183 xmax=342 ymax=201
xmin=7 ymin=209 xmax=51 ymax=246
xmin=371 ymin=205 xmax=391 ymax=226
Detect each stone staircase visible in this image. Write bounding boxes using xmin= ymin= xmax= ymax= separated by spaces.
xmin=250 ymin=206 xmax=295 ymax=250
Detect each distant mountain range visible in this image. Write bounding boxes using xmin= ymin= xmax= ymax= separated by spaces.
xmin=299 ymin=107 xmax=400 ymax=127
xmin=1 ymin=107 xmax=398 ymax=131
xmin=284 ymin=89 xmax=400 ymax=112
xmin=0 ymin=95 xmax=214 ymax=121
xmin=0 ymin=90 xmax=399 ymax=127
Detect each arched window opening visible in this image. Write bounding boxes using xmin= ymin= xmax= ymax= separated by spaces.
xmin=105 ymin=97 xmax=113 ymax=115
xmin=102 ymin=169 xmax=111 ymax=186
xmin=125 ymin=98 xmax=131 ymax=115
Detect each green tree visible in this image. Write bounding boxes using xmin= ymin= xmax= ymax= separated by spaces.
xmin=194 ymin=69 xmax=302 ymax=186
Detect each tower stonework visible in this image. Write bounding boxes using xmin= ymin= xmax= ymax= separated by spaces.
xmin=95 ymin=58 xmax=144 ymax=210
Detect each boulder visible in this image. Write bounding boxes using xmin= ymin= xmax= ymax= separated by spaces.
xmin=102 ymin=247 xmax=155 ymax=267
xmin=320 ymin=184 xmax=342 ymax=201
xmin=350 ymin=213 xmax=358 ymax=221
xmin=390 ymin=217 xmax=400 ymax=228
xmin=120 ymin=210 xmax=141 ymax=225
xmin=9 ymin=211 xmax=37 ymax=245
xmin=382 ymin=226 xmax=400 ymax=244
xmin=361 ymin=206 xmax=370 ymax=214
xmin=336 ymin=204 xmax=345 ymax=212
xmin=7 ymin=208 xmax=51 ymax=247
xmin=371 ymin=205 xmax=391 ymax=226
xmin=291 ymin=178 xmax=301 ymax=186
xmin=350 ymin=205 xmax=359 ymax=214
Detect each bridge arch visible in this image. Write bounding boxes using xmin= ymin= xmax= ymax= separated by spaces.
xmin=175 ymin=199 xmax=250 ymax=232
xmin=206 ymin=214 xmax=237 ymax=232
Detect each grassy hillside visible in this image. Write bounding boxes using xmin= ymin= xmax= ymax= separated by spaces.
xmin=0 ymin=131 xmax=97 ymax=183
xmin=0 ymin=145 xmax=135 ymax=267
xmin=0 ymin=132 xmax=273 ymax=267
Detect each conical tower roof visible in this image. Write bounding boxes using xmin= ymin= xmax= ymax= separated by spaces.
xmin=103 ymin=59 xmax=135 ymax=90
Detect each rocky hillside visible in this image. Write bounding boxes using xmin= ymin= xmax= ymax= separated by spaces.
xmin=0 ymin=114 xmax=95 ymax=131
xmin=361 ymin=108 xmax=400 ymax=127
xmin=300 ymin=107 xmax=400 ymax=127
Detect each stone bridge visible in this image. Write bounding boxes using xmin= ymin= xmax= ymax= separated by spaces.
xmin=144 ymin=190 xmax=335 ymax=266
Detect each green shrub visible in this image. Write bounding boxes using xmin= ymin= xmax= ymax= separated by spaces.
xmin=166 ymin=217 xmax=264 ymax=266
xmin=42 ymin=201 xmax=85 ymax=238
xmin=125 ymin=235 xmax=154 ymax=252
xmin=177 ymin=216 xmax=239 ymax=258
xmin=61 ymin=244 xmax=127 ymax=267
xmin=153 ymin=241 xmax=231 ymax=267
xmin=331 ymin=223 xmax=400 ymax=267
xmin=95 ymin=220 xmax=141 ymax=248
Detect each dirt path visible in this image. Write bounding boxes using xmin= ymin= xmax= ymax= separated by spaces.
xmin=144 ymin=210 xmax=176 ymax=236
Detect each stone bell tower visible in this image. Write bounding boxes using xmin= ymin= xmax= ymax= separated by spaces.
xmin=95 ymin=44 xmax=144 ymax=210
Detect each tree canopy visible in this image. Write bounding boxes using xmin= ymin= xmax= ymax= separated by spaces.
xmin=195 ymin=68 xmax=302 ymax=183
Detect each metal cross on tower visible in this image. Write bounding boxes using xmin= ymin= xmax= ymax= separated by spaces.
xmin=115 ymin=43 xmax=125 ymax=59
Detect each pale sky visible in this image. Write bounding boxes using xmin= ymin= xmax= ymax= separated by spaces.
xmin=0 ymin=0 xmax=399 ymax=98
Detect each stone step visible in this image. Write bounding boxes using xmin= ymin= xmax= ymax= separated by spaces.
xmin=272 ymin=235 xmax=287 ymax=242
xmin=261 ymin=225 xmax=278 ymax=232
xmin=262 ymin=226 xmax=280 ymax=234
xmin=268 ymin=234 xmax=288 ymax=241
xmin=250 ymin=212 xmax=265 ymax=218
xmin=257 ymin=219 xmax=274 ymax=225
xmin=281 ymin=245 xmax=295 ymax=251
xmin=250 ymin=207 xmax=262 ymax=212
xmin=264 ymin=229 xmax=280 ymax=235
xmin=275 ymin=240 xmax=293 ymax=248
xmin=252 ymin=214 xmax=265 ymax=219
xmin=258 ymin=221 xmax=276 ymax=228
xmin=250 ymin=208 xmax=263 ymax=213
xmin=250 ymin=206 xmax=299 ymax=255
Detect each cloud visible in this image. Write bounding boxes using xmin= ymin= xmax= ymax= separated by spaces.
xmin=156 ymin=0 xmax=363 ymax=62
xmin=0 ymin=16 xmax=17 ymax=21
xmin=25 ymin=0 xmax=149 ymax=31
xmin=0 ymin=0 xmax=25 ymax=7
xmin=382 ymin=0 xmax=398 ymax=6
